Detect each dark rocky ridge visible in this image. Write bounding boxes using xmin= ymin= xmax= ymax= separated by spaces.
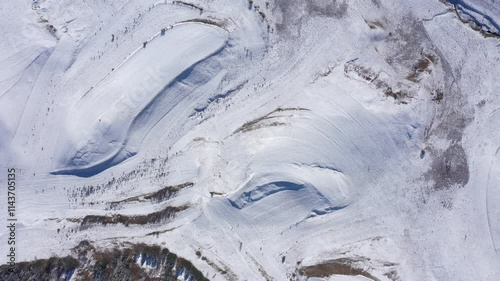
xmin=0 ymin=241 xmax=208 ymax=281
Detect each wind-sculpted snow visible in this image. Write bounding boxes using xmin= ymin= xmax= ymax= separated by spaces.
xmin=227 ymin=164 xmax=351 ymax=228
xmin=53 ymin=23 xmax=227 ymax=176
xmin=1 ymin=0 xmax=500 ymax=280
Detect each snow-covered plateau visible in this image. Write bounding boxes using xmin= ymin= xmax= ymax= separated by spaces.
xmin=0 ymin=0 xmax=499 ymax=280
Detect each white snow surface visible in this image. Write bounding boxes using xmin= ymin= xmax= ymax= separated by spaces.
xmin=0 ymin=0 xmax=500 ymax=280
xmin=53 ymin=22 xmax=227 ymax=175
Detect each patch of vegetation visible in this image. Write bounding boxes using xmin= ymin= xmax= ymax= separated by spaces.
xmin=144 ymin=182 xmax=192 ymax=203
xmin=344 ymin=61 xmax=411 ymax=104
xmin=109 ymin=182 xmax=193 ymax=209
xmin=365 ymin=19 xmax=384 ymax=29
xmin=145 ymin=226 xmax=178 ymax=237
xmin=233 ymin=107 xmax=309 ymax=134
xmin=81 ymin=205 xmax=189 ymax=227
xmin=172 ymin=1 xmax=204 ymax=13
xmin=179 ymin=18 xmax=225 ymax=28
xmin=0 ymin=256 xmax=79 ymax=281
xmin=1 ymin=241 xmax=210 ymax=281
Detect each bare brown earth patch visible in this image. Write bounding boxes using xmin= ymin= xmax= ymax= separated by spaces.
xmin=298 ymin=258 xmax=380 ymax=280
xmin=406 ymin=52 xmax=438 ymax=82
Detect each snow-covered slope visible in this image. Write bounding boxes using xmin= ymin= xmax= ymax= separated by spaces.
xmin=53 ymin=22 xmax=227 ymax=176
xmin=1 ymin=0 xmax=499 ymax=280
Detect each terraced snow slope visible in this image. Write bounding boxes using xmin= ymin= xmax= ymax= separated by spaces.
xmin=0 ymin=0 xmax=500 ymax=280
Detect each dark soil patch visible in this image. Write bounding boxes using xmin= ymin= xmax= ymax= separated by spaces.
xmin=298 ymin=258 xmax=380 ymax=280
